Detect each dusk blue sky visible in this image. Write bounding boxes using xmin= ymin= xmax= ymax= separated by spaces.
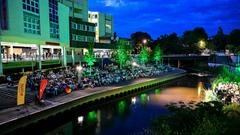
xmin=89 ymin=0 xmax=240 ymax=39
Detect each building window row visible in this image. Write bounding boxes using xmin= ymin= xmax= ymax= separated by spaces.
xmin=23 ymin=13 xmax=40 ymax=35
xmin=72 ymin=34 xmax=95 ymax=42
xmin=49 ymin=0 xmax=59 ymax=39
xmin=87 ymin=36 xmax=95 ymax=42
xmin=0 ymin=0 xmax=8 ymax=30
xmin=50 ymin=22 xmax=59 ymax=39
xmin=22 ymin=0 xmax=39 ymax=14
xmin=49 ymin=0 xmax=58 ymax=23
xmin=89 ymin=14 xmax=98 ymax=19
xmin=71 ymin=22 xmax=95 ymax=32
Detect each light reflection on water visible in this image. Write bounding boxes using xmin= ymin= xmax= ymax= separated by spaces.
xmin=42 ymin=76 xmax=208 ymax=135
xmin=150 ymin=86 xmax=203 ymax=106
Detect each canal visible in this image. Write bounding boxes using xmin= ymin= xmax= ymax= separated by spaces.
xmin=6 ymin=75 xmax=211 ymax=135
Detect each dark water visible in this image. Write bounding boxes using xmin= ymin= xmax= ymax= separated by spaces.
xmin=7 ymin=75 xmax=211 ymax=135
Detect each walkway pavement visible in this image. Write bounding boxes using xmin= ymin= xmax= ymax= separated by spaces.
xmin=0 ymin=69 xmax=185 ymax=127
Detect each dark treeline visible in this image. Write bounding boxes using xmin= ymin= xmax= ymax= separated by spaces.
xmin=131 ymin=27 xmax=240 ymax=55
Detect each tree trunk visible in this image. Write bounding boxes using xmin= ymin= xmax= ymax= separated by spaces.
xmin=238 ymin=55 xmax=240 ymax=65
xmin=90 ymin=65 xmax=92 ymax=76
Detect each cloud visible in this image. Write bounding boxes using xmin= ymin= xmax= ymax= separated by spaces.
xmin=154 ymin=18 xmax=161 ymax=22
xmin=98 ymin=0 xmax=142 ymax=8
xmin=101 ymin=0 xmax=126 ymax=7
xmin=146 ymin=18 xmax=162 ymax=24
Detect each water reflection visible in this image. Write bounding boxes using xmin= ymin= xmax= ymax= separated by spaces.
xmin=198 ymin=82 xmax=204 ymax=97
xmin=131 ymin=97 xmax=137 ymax=105
xmin=117 ymin=101 xmax=127 ymax=116
xmin=150 ymin=87 xmax=203 ymax=106
xmin=42 ymin=75 xmax=209 ymax=135
xmin=77 ymin=116 xmax=84 ymax=125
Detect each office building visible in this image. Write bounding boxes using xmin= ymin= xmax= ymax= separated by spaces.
xmin=88 ymin=11 xmax=114 ymax=42
xmin=0 ymin=0 xmax=70 ymax=72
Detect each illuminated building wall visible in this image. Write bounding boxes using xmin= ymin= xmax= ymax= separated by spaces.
xmin=60 ymin=0 xmax=88 ymax=22
xmin=60 ymin=0 xmax=95 ymax=50
xmin=70 ymin=17 xmax=95 ymax=48
xmin=88 ymin=11 xmax=114 ymax=42
xmin=0 ymin=0 xmax=70 ymax=47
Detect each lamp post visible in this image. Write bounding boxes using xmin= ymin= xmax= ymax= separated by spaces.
xmin=111 ymin=32 xmax=119 ymax=50
xmin=0 ymin=29 xmax=3 ymax=75
xmin=31 ymin=55 xmax=34 ymax=73
xmin=100 ymin=51 xmax=104 ymax=69
xmin=141 ymin=39 xmax=148 ymax=54
xmin=76 ymin=65 xmax=83 ymax=83
xmin=0 ymin=42 xmax=3 ymax=75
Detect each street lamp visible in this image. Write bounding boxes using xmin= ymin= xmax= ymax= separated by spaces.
xmin=143 ymin=39 xmax=147 ymax=45
xmin=198 ymin=40 xmax=206 ymax=49
xmin=132 ymin=61 xmax=138 ymax=67
xmin=76 ymin=65 xmax=83 ymax=83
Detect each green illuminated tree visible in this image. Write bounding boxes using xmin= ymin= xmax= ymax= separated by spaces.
xmin=153 ymin=44 xmax=163 ymax=64
xmin=83 ymin=42 xmax=96 ymax=76
xmin=115 ymin=40 xmax=130 ymax=69
xmin=139 ymin=46 xmax=149 ymax=65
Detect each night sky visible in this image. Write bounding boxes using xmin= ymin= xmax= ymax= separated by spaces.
xmin=89 ymin=0 xmax=240 ymax=39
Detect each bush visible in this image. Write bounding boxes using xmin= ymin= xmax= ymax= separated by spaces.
xmin=148 ymin=101 xmax=238 ymax=135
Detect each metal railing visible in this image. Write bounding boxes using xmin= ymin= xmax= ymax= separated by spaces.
xmin=2 ymin=55 xmax=62 ymax=63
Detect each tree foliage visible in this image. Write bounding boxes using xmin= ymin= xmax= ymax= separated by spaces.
xmin=155 ymin=33 xmax=183 ymax=54
xmin=229 ymin=29 xmax=240 ymax=46
xmin=152 ymin=44 xmax=163 ymax=64
xmin=131 ymin=32 xmax=152 ymax=54
xmin=130 ymin=27 xmax=240 ymax=55
xmin=139 ymin=46 xmax=149 ymax=65
xmin=149 ymin=101 xmax=240 ymax=135
xmin=182 ymin=27 xmax=208 ymax=54
xmin=83 ymin=42 xmax=96 ymax=75
xmin=115 ymin=40 xmax=130 ymax=68
xmin=213 ymin=27 xmax=228 ymax=51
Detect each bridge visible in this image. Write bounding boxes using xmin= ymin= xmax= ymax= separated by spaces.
xmin=162 ymin=54 xmax=237 ymax=68
xmin=162 ymin=55 xmax=210 ymax=68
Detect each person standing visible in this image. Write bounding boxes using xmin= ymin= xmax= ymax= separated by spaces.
xmin=7 ymin=75 xmax=13 ymax=86
xmin=13 ymin=53 xmax=16 ymax=61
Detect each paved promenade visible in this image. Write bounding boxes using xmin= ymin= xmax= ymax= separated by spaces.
xmin=0 ymin=69 xmax=186 ymax=133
